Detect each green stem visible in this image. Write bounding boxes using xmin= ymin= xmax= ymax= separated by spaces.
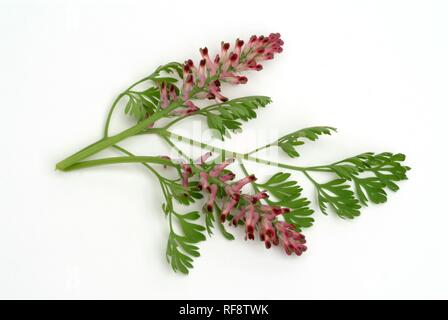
xmin=238 ymin=161 xmax=258 ymax=189
xmin=112 ymin=144 xmax=162 ymax=178
xmin=245 ymin=142 xmax=276 ymax=156
xmin=61 ymin=156 xmax=178 ymax=172
xmin=104 ymin=93 xmax=125 ymax=138
xmin=56 ymin=103 xmax=180 ymax=171
xmin=303 ymin=170 xmax=320 ymax=188
xmin=103 ymin=74 xmax=155 ymax=138
xmin=161 ymin=136 xmax=192 ymax=162
xmin=62 ymin=137 xmax=107 ymax=160
xmin=155 ymin=129 xmax=334 ymax=173
xmin=125 ymin=76 xmax=152 ymax=92
xmin=163 ymin=100 xmax=226 ymax=130
xmin=103 ymin=91 xmax=165 ymax=177
xmin=162 ymin=96 xmax=268 ymax=131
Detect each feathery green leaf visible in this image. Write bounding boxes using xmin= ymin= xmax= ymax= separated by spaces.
xmin=277 ymin=126 xmax=336 ymax=158
xmin=257 ymin=172 xmax=314 ymax=231
xmin=201 ymin=96 xmax=272 ymax=140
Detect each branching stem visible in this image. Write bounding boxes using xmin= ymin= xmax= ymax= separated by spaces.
xmin=151 ymin=128 xmax=333 ymax=174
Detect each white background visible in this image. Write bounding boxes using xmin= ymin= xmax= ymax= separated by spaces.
xmin=1 ymin=0 xmax=447 ymax=299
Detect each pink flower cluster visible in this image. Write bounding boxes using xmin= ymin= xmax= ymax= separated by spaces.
xmin=180 ymin=153 xmax=307 ymax=257
xmin=159 ymin=33 xmax=284 ymax=115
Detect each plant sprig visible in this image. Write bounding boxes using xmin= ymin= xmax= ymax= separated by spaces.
xmin=57 ymin=33 xmax=410 ymax=274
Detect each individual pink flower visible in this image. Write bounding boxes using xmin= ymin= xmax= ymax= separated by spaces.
xmin=205 ymin=184 xmax=218 ymax=212
xmin=180 ymin=163 xmax=192 ymax=187
xmin=196 ymin=152 xmax=212 ymax=165
xmin=171 ymin=100 xmax=199 ymax=116
xmin=198 ymin=171 xmax=210 ymax=191
xmin=220 ymin=41 xmax=231 ymax=62
xmin=232 ymin=206 xmax=246 ymax=226
xmin=209 ymin=158 xmax=234 ymax=177
xmin=231 ymin=174 xmax=256 ymax=193
xmin=276 ymin=222 xmax=307 ymax=256
xmin=199 ymin=47 xmax=217 ymax=76
xmin=197 ymin=59 xmax=207 ymax=87
xmin=260 ymin=204 xmax=289 ymax=218
xmin=207 ymin=80 xmax=228 ymax=102
xmin=221 ymin=196 xmax=239 ymax=223
xmin=168 ymin=84 xmax=177 ymax=101
xmin=245 ymin=204 xmax=259 ymax=240
xmin=219 ymin=172 xmax=236 ymax=182
xmin=160 ymin=82 xmax=169 ymax=109
xmin=234 ymin=38 xmax=244 ymax=59
xmin=221 ymin=72 xmax=248 ymax=85
xmin=182 ymin=74 xmax=194 ymax=100
xmin=247 ymin=191 xmax=269 ymax=204
xmin=259 ymin=216 xmax=276 ymax=248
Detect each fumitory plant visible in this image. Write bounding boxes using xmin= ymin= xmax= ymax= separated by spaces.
xmin=56 ymin=33 xmax=410 ymax=274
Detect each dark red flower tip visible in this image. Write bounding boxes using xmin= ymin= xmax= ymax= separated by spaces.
xmin=238 ymin=76 xmax=248 ymax=84
xmin=256 ymin=64 xmax=263 ymax=71
xmin=268 ymin=33 xmax=280 ymax=40
xmin=246 ymin=59 xmax=257 ymax=67
xmin=200 ymin=47 xmax=208 ymax=55
xmin=222 ymin=42 xmax=230 ymax=50
xmin=186 ymin=74 xmax=194 ymax=83
xmin=200 ymin=59 xmax=206 ymax=66
xmin=236 ymin=39 xmax=244 ymax=47
xmin=230 ymin=53 xmax=238 ymax=62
